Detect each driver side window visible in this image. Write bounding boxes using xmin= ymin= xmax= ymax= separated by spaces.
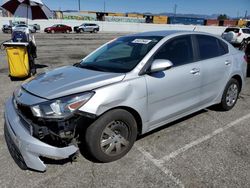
xmin=153 ymin=35 xmax=194 ymax=67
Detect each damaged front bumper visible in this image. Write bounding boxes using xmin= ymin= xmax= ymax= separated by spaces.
xmin=4 ymin=98 xmax=79 ymax=172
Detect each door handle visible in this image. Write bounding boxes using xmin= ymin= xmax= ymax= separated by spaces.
xmin=225 ymin=60 xmax=231 ymax=66
xmin=190 ymin=68 xmax=200 ymax=74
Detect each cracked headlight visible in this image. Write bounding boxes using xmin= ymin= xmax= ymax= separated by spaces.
xmin=31 ymin=92 xmax=94 ymax=119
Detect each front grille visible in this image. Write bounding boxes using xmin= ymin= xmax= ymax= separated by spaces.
xmin=4 ymin=123 xmax=27 ymax=170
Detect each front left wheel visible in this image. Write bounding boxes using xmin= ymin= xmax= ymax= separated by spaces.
xmin=85 ymin=109 xmax=138 ymax=162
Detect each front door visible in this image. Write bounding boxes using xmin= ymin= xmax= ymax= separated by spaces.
xmin=145 ymin=35 xmax=202 ymax=128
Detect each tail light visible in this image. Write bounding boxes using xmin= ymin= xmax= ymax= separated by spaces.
xmin=237 ymin=33 xmax=242 ymax=37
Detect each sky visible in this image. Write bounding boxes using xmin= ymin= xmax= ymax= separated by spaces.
xmin=42 ymin=0 xmax=250 ymax=18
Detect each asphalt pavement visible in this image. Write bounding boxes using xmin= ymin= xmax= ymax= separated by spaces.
xmin=0 ymin=32 xmax=250 ymax=188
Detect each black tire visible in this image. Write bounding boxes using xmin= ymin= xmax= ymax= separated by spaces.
xmin=30 ymin=68 xmax=37 ymax=76
xmin=219 ymin=78 xmax=240 ymax=111
xmin=85 ymin=109 xmax=137 ymax=162
xmin=93 ymin=29 xmax=98 ymax=33
xmin=79 ymin=29 xmax=84 ymax=33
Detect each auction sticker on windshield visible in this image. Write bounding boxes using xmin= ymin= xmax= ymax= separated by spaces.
xmin=132 ymin=39 xmax=152 ymax=44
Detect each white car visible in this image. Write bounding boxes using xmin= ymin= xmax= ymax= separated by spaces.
xmin=222 ymin=27 xmax=250 ymax=44
xmin=12 ymin=24 xmax=36 ymax=33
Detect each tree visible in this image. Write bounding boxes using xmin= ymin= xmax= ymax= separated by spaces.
xmin=217 ymin=14 xmax=228 ymax=20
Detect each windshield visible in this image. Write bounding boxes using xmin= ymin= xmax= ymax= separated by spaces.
xmin=79 ymin=36 xmax=162 ymax=73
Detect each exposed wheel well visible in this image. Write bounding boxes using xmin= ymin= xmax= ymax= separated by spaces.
xmin=232 ymin=75 xmax=242 ymax=92
xmin=105 ymin=106 xmax=143 ymax=136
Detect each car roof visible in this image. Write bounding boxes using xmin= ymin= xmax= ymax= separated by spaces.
xmin=128 ymin=30 xmax=208 ymax=37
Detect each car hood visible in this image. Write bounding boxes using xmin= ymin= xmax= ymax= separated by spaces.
xmin=22 ymin=66 xmax=125 ymax=100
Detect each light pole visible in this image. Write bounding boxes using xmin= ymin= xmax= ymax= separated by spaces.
xmin=104 ymin=1 xmax=106 ymax=13
xmin=173 ymin=4 xmax=177 ymax=23
xmin=78 ymin=0 xmax=81 ymax=11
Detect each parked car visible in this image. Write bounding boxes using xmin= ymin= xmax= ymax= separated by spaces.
xmin=221 ymin=27 xmax=250 ymax=44
xmin=32 ymin=24 xmax=40 ymax=31
xmin=4 ymin=31 xmax=247 ymax=172
xmin=2 ymin=24 xmax=12 ymax=33
xmin=44 ymin=24 xmax=72 ymax=33
xmin=12 ymin=24 xmax=37 ymax=33
xmin=2 ymin=22 xmax=40 ymax=34
xmin=74 ymin=23 xmax=99 ymax=33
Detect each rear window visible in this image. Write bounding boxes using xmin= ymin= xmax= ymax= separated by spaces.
xmin=224 ymin=28 xmax=239 ymax=33
xmin=242 ymin=29 xmax=250 ymax=34
xmin=196 ymin=35 xmax=228 ymax=60
xmin=218 ymin=39 xmax=229 ymax=55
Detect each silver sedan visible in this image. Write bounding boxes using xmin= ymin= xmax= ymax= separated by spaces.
xmin=4 ymin=30 xmax=247 ymax=171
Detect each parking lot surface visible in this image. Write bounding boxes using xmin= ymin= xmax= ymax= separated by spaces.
xmin=0 ymin=32 xmax=250 ymax=188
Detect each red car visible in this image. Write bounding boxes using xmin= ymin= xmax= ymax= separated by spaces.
xmin=44 ymin=24 xmax=72 ymax=33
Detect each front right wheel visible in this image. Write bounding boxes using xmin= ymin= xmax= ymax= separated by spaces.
xmin=85 ymin=109 xmax=137 ymax=162
xmin=219 ymin=78 xmax=240 ymax=111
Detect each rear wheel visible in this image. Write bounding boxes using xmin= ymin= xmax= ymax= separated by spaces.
xmin=85 ymin=109 xmax=137 ymax=162
xmin=51 ymin=30 xmax=55 ymax=34
xmin=66 ymin=30 xmax=70 ymax=33
xmin=93 ymin=29 xmax=98 ymax=33
xmin=219 ymin=78 xmax=240 ymax=111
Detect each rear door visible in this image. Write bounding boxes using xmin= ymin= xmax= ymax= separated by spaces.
xmin=145 ymin=35 xmax=202 ymax=128
xmin=194 ymin=34 xmax=231 ymax=105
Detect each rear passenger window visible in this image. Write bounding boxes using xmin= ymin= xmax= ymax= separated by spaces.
xmin=218 ymin=39 xmax=229 ymax=55
xmin=153 ymin=35 xmax=194 ymax=67
xmin=196 ymin=35 xmax=226 ymax=60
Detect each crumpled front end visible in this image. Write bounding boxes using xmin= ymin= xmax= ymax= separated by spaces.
xmin=4 ymin=96 xmax=79 ymax=172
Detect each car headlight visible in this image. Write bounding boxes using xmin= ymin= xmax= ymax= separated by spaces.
xmin=31 ymin=92 xmax=94 ymax=119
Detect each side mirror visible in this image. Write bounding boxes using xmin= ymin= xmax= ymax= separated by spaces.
xmin=149 ymin=59 xmax=173 ymax=73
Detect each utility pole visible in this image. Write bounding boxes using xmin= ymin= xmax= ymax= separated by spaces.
xmin=78 ymin=0 xmax=81 ymax=11
xmin=104 ymin=1 xmax=106 ymax=13
xmin=245 ymin=10 xmax=248 ymax=19
xmin=173 ymin=4 xmax=177 ymax=22
xmin=174 ymin=4 xmax=177 ymax=16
